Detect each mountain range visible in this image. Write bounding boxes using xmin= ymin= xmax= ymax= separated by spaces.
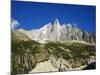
xmin=12 ymin=18 xmax=96 ymax=44
xmin=11 ymin=18 xmax=96 ymax=74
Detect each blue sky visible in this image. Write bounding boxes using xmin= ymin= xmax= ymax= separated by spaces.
xmin=11 ymin=1 xmax=96 ymax=32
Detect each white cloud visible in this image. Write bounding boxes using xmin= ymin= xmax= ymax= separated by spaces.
xmin=11 ymin=19 xmax=20 ymax=30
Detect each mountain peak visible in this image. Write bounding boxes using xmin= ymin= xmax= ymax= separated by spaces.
xmin=53 ymin=18 xmax=61 ymax=30
xmin=66 ymin=23 xmax=72 ymax=28
xmin=54 ymin=18 xmax=60 ymax=26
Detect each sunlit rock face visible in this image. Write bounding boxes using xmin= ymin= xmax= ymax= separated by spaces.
xmin=14 ymin=18 xmax=95 ymax=44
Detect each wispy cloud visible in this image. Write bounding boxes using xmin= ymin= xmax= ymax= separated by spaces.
xmin=11 ymin=19 xmax=20 ymax=30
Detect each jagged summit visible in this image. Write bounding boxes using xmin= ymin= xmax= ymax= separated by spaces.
xmin=54 ymin=18 xmax=60 ymax=26
xmin=12 ymin=18 xmax=95 ymax=44
xmin=53 ymin=18 xmax=62 ymax=31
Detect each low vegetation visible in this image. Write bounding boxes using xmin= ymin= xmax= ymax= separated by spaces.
xmin=11 ymin=39 xmax=96 ymax=74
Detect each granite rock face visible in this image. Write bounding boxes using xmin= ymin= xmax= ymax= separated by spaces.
xmin=14 ymin=18 xmax=95 ymax=44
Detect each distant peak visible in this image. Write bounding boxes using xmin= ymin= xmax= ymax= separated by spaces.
xmin=55 ymin=18 xmax=59 ymax=22
xmin=53 ymin=18 xmax=62 ymax=31
xmin=48 ymin=22 xmax=52 ymax=26
xmin=62 ymin=23 xmax=67 ymax=28
xmin=66 ymin=23 xmax=72 ymax=28
xmin=54 ymin=18 xmax=60 ymax=26
xmin=43 ymin=22 xmax=52 ymax=28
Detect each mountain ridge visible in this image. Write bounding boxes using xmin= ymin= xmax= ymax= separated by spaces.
xmin=12 ymin=18 xmax=96 ymax=44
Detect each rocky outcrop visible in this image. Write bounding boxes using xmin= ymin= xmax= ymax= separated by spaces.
xmin=82 ymin=32 xmax=96 ymax=43
xmin=29 ymin=54 xmax=96 ymax=73
xmin=11 ymin=30 xmax=31 ymax=41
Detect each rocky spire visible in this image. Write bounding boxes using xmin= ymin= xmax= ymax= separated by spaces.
xmin=53 ymin=18 xmax=62 ymax=31
xmin=54 ymin=18 xmax=60 ymax=26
